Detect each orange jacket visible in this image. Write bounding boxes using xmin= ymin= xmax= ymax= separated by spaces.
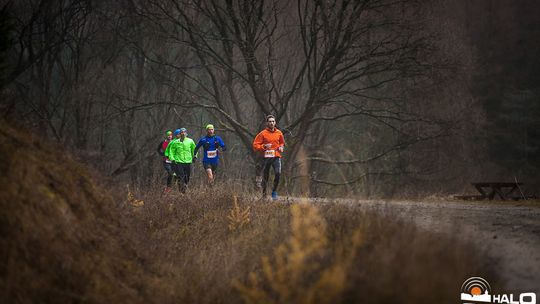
xmin=252 ymin=128 xmax=285 ymax=158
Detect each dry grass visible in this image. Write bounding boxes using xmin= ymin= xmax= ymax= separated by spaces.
xmin=0 ymin=121 xmax=503 ymax=303
xmin=228 ymin=196 xmax=251 ymax=231
xmin=233 ymin=203 xmax=363 ymax=304
xmin=0 ymin=121 xmax=149 ymax=303
xmin=118 ymin=189 xmax=503 ymax=303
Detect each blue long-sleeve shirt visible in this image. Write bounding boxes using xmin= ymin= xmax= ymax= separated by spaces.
xmin=195 ymin=135 xmax=226 ymax=164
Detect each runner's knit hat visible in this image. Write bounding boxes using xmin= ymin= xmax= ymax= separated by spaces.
xmin=166 ymin=130 xmax=172 ymax=135
xmin=206 ymin=124 xmax=214 ymax=130
xmin=173 ymin=129 xmax=181 ymax=136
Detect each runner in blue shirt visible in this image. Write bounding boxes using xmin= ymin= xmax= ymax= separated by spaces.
xmin=194 ymin=124 xmax=226 ymax=185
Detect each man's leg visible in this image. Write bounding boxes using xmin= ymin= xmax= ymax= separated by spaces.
xmin=255 ymin=158 xmax=264 ymax=190
xmin=164 ymin=162 xmax=173 ymax=187
xmin=206 ymin=168 xmax=213 ymax=184
xmin=183 ymin=163 xmax=191 ymax=189
xmin=261 ymin=159 xmax=272 ymax=197
xmin=271 ymin=158 xmax=282 ymax=193
xmin=204 ymin=162 xmax=214 ymax=185
xmin=211 ymin=163 xmax=219 ymax=185
xmin=172 ymin=163 xmax=182 ymax=191
xmin=270 ymin=158 xmax=282 ymax=199
xmin=177 ymin=164 xmax=187 ymax=193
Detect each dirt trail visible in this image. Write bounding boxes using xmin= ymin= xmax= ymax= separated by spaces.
xmin=305 ymin=198 xmax=540 ymax=292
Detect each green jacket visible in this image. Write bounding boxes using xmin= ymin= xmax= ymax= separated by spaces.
xmin=165 ymin=137 xmax=196 ymax=163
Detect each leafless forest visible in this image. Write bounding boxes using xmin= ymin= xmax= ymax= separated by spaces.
xmin=1 ymin=0 xmax=539 ymax=196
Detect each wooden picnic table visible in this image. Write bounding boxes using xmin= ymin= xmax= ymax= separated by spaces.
xmin=456 ymin=182 xmax=525 ymax=201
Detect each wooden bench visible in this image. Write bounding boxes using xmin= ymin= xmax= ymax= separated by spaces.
xmin=455 ymin=182 xmax=525 ymax=201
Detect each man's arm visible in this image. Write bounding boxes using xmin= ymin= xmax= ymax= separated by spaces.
xmin=164 ymin=141 xmax=172 ymax=159
xmin=157 ymin=141 xmax=164 ymax=156
xmin=277 ymin=132 xmax=285 ymax=152
xmin=191 ymin=139 xmax=197 ymax=158
xmin=218 ymin=136 xmax=226 ymax=151
xmin=252 ymin=132 xmax=265 ymax=151
xmin=194 ymin=138 xmax=203 ymax=155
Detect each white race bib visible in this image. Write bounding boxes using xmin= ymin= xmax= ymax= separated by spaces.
xmin=264 ymin=150 xmax=276 ymax=158
xmin=165 ymin=159 xmax=172 ymax=163
xmin=206 ymin=150 xmax=217 ymax=158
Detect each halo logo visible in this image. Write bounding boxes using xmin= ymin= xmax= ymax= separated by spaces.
xmin=461 ymin=277 xmax=536 ymax=304
xmin=461 ymin=277 xmax=492 ymax=302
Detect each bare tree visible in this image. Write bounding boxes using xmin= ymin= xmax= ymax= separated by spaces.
xmin=133 ymin=0 xmax=449 ymax=189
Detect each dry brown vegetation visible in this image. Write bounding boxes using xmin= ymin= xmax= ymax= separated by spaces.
xmin=1 ymin=122 xmax=503 ymax=303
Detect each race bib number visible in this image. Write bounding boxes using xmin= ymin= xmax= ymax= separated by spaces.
xmin=264 ymin=150 xmax=276 ymax=158
xmin=206 ymin=150 xmax=218 ymax=158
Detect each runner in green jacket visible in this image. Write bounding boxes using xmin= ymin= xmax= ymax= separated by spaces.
xmin=165 ymin=128 xmax=196 ymax=193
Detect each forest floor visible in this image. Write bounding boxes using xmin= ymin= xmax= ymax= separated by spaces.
xmin=300 ymin=197 xmax=540 ymax=292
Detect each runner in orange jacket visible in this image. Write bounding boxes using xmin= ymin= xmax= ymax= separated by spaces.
xmin=252 ymin=115 xmax=285 ymax=200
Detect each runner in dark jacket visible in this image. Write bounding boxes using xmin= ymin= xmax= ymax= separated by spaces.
xmin=157 ymin=130 xmax=174 ymax=192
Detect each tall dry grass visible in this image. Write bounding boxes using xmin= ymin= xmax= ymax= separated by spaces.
xmin=233 ymin=203 xmax=363 ymax=304
xmin=118 ymin=184 xmax=503 ymax=303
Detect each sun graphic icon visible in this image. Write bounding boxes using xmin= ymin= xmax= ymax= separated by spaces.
xmin=470 ymin=286 xmax=482 ymax=295
xmin=461 ymin=277 xmax=492 ymax=303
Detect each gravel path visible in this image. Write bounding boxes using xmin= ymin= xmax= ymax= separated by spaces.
xmin=301 ymin=197 xmax=540 ymax=292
